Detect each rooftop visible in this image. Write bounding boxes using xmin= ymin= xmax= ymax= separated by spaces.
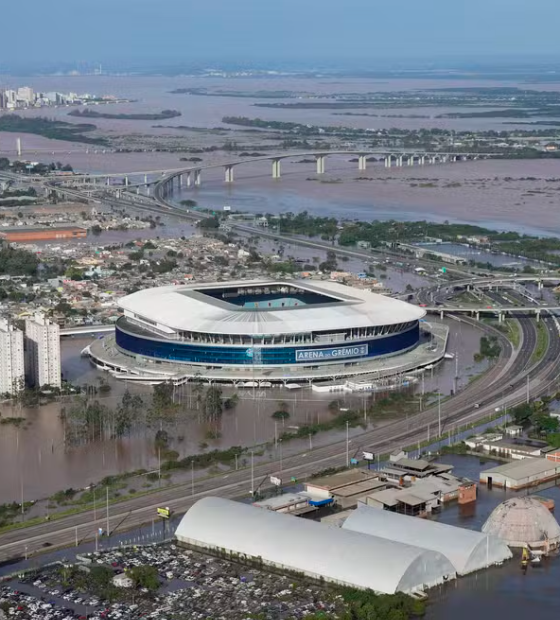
xmin=118 ymin=279 xmax=426 ymax=336
xmin=481 ymin=458 xmax=560 ymax=482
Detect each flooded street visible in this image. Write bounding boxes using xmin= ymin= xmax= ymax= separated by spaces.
xmin=427 ymin=454 xmax=560 ymax=619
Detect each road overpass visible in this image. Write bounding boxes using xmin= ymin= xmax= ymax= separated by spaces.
xmin=45 ymin=148 xmax=501 ymax=196
xmin=60 ymin=325 xmax=114 ymax=336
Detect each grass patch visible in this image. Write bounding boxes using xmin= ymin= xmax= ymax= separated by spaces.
xmin=532 ymin=320 xmax=549 ymax=364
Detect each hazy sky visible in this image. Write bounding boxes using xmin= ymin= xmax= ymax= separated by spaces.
xmin=2 ymin=0 xmax=560 ymax=69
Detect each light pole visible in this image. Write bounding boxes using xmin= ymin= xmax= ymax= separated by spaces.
xmin=438 ymin=391 xmax=442 ymax=439
xmin=346 ymin=421 xmax=349 ymax=467
xmin=106 ymin=486 xmax=110 ymax=536
xmin=191 ymin=459 xmax=195 ymax=497
xmin=250 ymin=450 xmax=254 ymax=496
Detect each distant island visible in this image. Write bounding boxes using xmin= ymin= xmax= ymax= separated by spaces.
xmin=68 ymin=109 xmax=181 ymax=121
xmin=0 ymin=115 xmax=106 ymax=145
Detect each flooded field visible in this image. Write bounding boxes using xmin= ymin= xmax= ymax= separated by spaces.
xmin=0 ymin=316 xmax=484 ymax=502
xmin=416 ymin=242 xmax=544 ymax=268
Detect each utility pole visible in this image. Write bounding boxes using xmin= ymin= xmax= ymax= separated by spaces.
xmin=346 ymin=421 xmax=350 ymax=467
xmin=250 ymin=450 xmax=254 ymax=496
xmin=438 ymin=391 xmax=442 ymax=438
xmin=106 ymin=486 xmax=110 ymax=536
xmin=191 ymin=460 xmax=195 ymax=497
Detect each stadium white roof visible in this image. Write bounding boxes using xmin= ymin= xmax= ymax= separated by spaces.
xmin=342 ymin=505 xmax=512 ymax=575
xmin=175 ymin=497 xmax=455 ymax=594
xmin=119 ymin=279 xmax=425 ymax=336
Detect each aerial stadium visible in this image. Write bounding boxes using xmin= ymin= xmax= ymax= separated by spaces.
xmin=86 ymin=279 xmax=448 ymax=386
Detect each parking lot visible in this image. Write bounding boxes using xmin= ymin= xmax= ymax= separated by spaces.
xmin=0 ymin=543 xmax=342 ymax=619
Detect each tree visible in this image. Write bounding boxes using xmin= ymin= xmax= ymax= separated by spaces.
xmin=115 ymin=390 xmax=143 ymax=437
xmin=128 ymin=565 xmax=159 ymax=591
xmin=204 ymin=386 xmax=223 ymax=422
xmin=149 ymin=381 xmax=175 ymax=421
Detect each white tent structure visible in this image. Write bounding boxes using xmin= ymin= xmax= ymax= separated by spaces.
xmin=482 ymin=497 xmax=560 ymax=550
xmin=342 ymin=506 xmax=512 ymax=575
xmin=175 ymin=497 xmax=456 ymax=594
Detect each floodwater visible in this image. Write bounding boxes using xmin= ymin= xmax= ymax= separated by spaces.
xmin=0 ymin=75 xmax=559 ymax=234
xmin=0 ymin=315 xmax=483 ymax=502
xmin=427 ymin=454 xmax=560 ymax=619
xmin=6 ymin=75 xmax=560 ymax=134
xmin=416 ymin=242 xmax=544 ymax=268
xmin=172 ymin=158 xmax=560 ymax=237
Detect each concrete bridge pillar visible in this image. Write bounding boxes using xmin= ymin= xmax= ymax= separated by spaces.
xmin=358 ymin=155 xmax=367 ymax=171
xmin=124 ymin=176 xmax=129 ymax=187
xmin=178 ymin=174 xmax=183 ymax=187
xmin=538 ymin=280 xmax=543 ymax=290
xmin=194 ymin=169 xmax=201 ymax=186
xmin=396 ymin=156 xmax=403 ymax=167
xmin=419 ymin=155 xmax=425 ymax=166
xmin=450 ymin=155 xmax=457 ymax=163
xmin=536 ymin=309 xmax=541 ymax=323
xmin=186 ymin=171 xmax=192 ymax=188
xmin=136 ymin=187 xmax=140 ymax=195
xmin=407 ymin=156 xmax=415 ymax=166
xmin=441 ymin=155 xmax=449 ymax=164
xmin=316 ymin=155 xmax=325 ymax=175
xmin=498 ymin=311 xmax=504 ymax=323
xmin=272 ymin=159 xmax=282 ymax=179
xmin=106 ymin=177 xmax=111 ymax=186
xmin=475 ymin=311 xmax=480 ymax=321
xmin=144 ymin=174 xmax=148 ymax=185
xmin=385 ymin=156 xmax=392 ymax=168
xmin=440 ymin=310 xmax=445 ymax=320
xmin=225 ymin=165 xmax=234 ymax=183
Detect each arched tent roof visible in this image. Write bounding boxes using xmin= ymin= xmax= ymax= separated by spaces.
xmin=175 ymin=497 xmax=456 ymax=594
xmin=342 ymin=505 xmax=512 ymax=575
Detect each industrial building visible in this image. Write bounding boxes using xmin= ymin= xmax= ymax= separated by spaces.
xmin=379 ymin=457 xmax=454 ymax=481
xmin=87 ymin=279 xmax=439 ymax=385
xmin=480 ymin=458 xmax=560 ymax=490
xmin=0 ymin=225 xmax=87 ymax=242
xmin=482 ymin=498 xmax=560 ymax=551
xmin=342 ymin=506 xmax=512 ymax=575
xmin=175 ymin=497 xmax=457 ymax=594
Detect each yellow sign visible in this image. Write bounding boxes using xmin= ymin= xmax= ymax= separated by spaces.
xmin=157 ymin=507 xmax=171 ymax=519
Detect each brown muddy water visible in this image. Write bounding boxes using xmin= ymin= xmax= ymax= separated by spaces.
xmin=0 ymin=317 xmax=484 ymax=502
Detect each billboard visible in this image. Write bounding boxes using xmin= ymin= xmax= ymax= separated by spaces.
xmin=295 ymin=344 xmax=368 ymax=362
xmin=157 ymin=507 xmax=171 ymax=519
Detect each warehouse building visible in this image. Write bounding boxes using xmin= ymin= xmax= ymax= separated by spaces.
xmin=342 ymin=506 xmax=512 ymax=575
xmin=175 ymin=497 xmax=456 ymax=594
xmin=480 ymin=458 xmax=560 ymax=490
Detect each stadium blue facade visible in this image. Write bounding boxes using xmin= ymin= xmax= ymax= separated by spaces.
xmin=115 ymin=319 xmax=420 ymax=366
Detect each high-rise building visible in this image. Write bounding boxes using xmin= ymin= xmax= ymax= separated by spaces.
xmin=3 ymin=90 xmax=17 ymax=109
xmin=16 ymin=86 xmax=35 ymax=106
xmin=24 ymin=314 xmax=61 ymax=388
xmin=0 ymin=319 xmax=25 ymax=395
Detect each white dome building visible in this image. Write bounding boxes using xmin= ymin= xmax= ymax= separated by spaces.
xmin=482 ymin=497 xmax=560 ymax=550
